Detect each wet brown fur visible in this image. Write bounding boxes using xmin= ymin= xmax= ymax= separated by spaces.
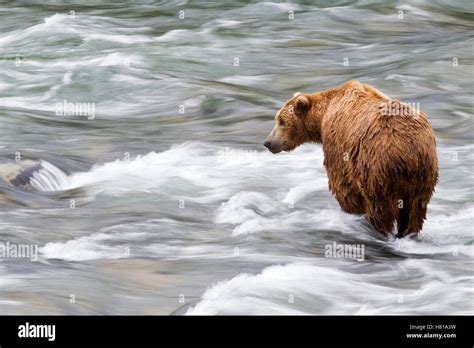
xmin=265 ymin=80 xmax=438 ymax=237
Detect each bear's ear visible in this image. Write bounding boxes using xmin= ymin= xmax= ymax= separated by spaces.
xmin=294 ymin=94 xmax=310 ymax=116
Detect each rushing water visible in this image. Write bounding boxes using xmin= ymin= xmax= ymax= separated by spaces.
xmin=0 ymin=0 xmax=472 ymax=315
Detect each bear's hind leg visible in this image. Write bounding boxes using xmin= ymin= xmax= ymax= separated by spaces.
xmin=397 ymin=203 xmax=427 ymax=238
xmin=396 ymin=206 xmax=409 ymax=238
xmin=366 ymin=200 xmax=398 ymax=236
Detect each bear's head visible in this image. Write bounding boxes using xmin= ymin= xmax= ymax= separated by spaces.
xmin=264 ymin=92 xmax=321 ymax=153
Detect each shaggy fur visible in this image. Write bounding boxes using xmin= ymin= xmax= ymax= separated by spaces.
xmin=264 ymin=80 xmax=438 ymax=237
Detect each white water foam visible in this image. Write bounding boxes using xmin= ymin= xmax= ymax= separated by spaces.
xmin=30 ymin=160 xmax=70 ymax=192
xmin=213 ymin=191 xmax=353 ymax=236
xmin=38 ymin=142 xmax=472 ymax=266
xmin=0 ymin=13 xmax=153 ymax=47
xmin=0 ymin=14 xmax=75 ymax=46
xmin=61 ymin=142 xmax=326 ymax=200
xmin=40 ymin=232 xmax=127 ymax=261
xmin=56 ymin=142 xmax=471 ymax=242
xmin=186 ymin=260 xmax=473 ymax=315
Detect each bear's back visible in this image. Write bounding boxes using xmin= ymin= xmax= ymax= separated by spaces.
xmin=321 ymin=81 xmax=438 ymax=193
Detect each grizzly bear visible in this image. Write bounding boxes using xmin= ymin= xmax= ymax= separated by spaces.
xmin=264 ymin=80 xmax=438 ymax=238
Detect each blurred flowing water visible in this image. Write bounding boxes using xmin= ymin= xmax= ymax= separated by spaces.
xmin=0 ymin=0 xmax=472 ymax=314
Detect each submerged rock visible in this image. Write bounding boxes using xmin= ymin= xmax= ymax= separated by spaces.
xmin=0 ymin=160 xmax=43 ymax=191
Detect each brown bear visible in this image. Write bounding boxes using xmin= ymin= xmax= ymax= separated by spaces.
xmin=264 ymin=80 xmax=438 ymax=238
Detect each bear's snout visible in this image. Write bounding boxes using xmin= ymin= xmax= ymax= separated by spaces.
xmin=264 ymin=125 xmax=284 ymax=153
xmin=263 ymin=140 xmax=282 ymax=154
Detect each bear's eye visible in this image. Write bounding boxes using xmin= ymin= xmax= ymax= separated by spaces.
xmin=279 ymin=119 xmax=285 ymax=126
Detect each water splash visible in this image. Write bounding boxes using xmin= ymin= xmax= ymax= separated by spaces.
xmin=29 ymin=160 xmax=70 ymax=192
